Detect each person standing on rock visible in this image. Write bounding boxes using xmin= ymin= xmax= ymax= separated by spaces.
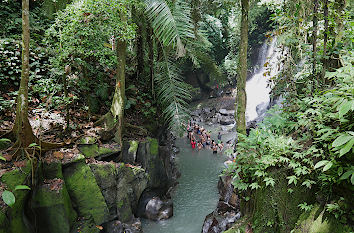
xmin=217 ymin=132 xmax=222 ymax=144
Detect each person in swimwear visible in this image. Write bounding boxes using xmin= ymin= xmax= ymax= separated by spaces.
xmin=218 ymin=141 xmax=224 ymax=152
xmin=197 ymin=141 xmax=203 ymax=150
xmin=212 ymin=144 xmax=218 ymax=154
xmin=191 ymin=140 xmax=196 ymax=149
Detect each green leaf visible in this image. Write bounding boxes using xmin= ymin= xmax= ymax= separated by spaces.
xmin=339 ymin=171 xmax=353 ymax=180
xmin=314 ymin=160 xmax=329 ymax=169
xmin=332 ymin=135 xmax=352 ymax=148
xmin=2 ymin=190 xmax=15 ymax=207
xmin=14 ymin=185 xmax=31 ymax=191
xmin=0 ymin=138 xmax=11 ymax=143
xmin=0 ymin=156 xmax=6 ymax=161
xmin=323 ymin=161 xmax=333 ymax=172
xmin=339 ymin=100 xmax=352 ymax=117
xmin=351 ymin=174 xmax=354 ymax=185
xmin=339 ymin=138 xmax=354 ymax=157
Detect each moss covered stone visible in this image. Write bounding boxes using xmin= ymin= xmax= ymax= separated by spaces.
xmin=1 ymin=163 xmax=31 ymax=233
xmin=148 ymin=138 xmax=158 ymax=156
xmin=78 ymin=144 xmax=119 ymax=158
xmin=128 ymin=140 xmax=139 ymax=154
xmin=249 ymin=168 xmax=315 ymax=233
xmin=292 ymin=204 xmax=352 ymax=233
xmin=90 ymin=163 xmax=117 ymax=217
xmin=0 ymin=207 xmax=9 ymax=233
xmin=63 ymin=161 xmax=109 ymax=225
xmin=31 ymin=179 xmax=77 ymax=233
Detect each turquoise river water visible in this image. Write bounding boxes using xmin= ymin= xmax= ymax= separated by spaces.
xmin=141 ymin=137 xmax=227 ymax=233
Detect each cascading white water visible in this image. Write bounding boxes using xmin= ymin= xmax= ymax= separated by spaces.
xmin=245 ymin=38 xmax=282 ymax=122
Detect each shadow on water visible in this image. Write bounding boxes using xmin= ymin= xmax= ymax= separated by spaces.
xmin=141 ymin=138 xmax=226 ymax=233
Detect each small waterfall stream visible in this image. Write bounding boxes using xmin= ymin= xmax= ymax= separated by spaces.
xmin=141 ymin=39 xmax=282 ymax=233
xmin=246 ymin=38 xmax=281 ymax=122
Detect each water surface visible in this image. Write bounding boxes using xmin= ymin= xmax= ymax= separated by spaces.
xmin=142 ymin=138 xmax=225 ymax=233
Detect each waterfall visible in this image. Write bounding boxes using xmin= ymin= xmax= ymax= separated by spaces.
xmin=245 ymin=38 xmax=282 ymax=123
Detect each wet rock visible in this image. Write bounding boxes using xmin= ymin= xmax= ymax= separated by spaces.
xmin=219 ymin=109 xmax=235 ymax=116
xmin=137 ymin=192 xmax=173 ymax=221
xmin=102 ymin=218 xmax=142 ymax=233
xmin=191 ymin=109 xmax=202 ymax=117
xmin=202 ymin=176 xmax=241 ymax=233
xmin=220 ymin=117 xmax=235 ymax=125
xmin=256 ymin=101 xmax=269 ymax=116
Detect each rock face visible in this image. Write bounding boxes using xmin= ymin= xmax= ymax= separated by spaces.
xmin=202 ymin=176 xmax=241 ymax=233
xmin=0 ymin=136 xmax=176 ymax=233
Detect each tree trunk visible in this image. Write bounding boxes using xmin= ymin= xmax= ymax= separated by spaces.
xmin=322 ymin=0 xmax=328 ymax=81
xmin=136 ymin=12 xmax=144 ymax=79
xmin=12 ymin=0 xmax=37 ymax=149
xmin=147 ymin=25 xmax=155 ymax=98
xmin=235 ymin=0 xmax=249 ymax=138
xmin=312 ymin=0 xmax=318 ymax=81
xmin=110 ymin=40 xmax=127 ymax=145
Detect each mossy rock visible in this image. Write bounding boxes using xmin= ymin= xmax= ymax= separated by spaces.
xmin=63 ymin=161 xmax=109 ymax=225
xmin=31 ymin=179 xmax=77 ymax=233
xmin=42 ymin=161 xmax=64 ymax=180
xmin=147 ymin=138 xmax=158 ymax=156
xmin=0 ymin=207 xmax=9 ymax=233
xmin=90 ymin=163 xmax=117 ymax=217
xmin=1 ymin=164 xmax=31 ymax=233
xmin=115 ymin=164 xmax=148 ymax=222
xmin=250 ymin=168 xmax=316 ymax=233
xmin=292 ymin=204 xmax=352 ymax=233
xmin=78 ymin=144 xmax=119 ymax=158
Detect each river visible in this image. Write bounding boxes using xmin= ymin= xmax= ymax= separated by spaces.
xmin=142 ymin=38 xmax=279 ymax=233
xmin=141 ymin=137 xmax=226 ymax=233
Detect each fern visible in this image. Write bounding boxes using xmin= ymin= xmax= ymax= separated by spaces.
xmin=154 ymin=51 xmax=191 ymax=133
xmin=144 ymin=0 xmax=194 ymax=57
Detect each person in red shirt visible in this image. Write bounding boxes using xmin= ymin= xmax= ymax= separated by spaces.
xmin=191 ymin=140 xmax=196 ymax=149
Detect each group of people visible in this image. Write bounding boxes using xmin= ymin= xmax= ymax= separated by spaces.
xmin=186 ymin=122 xmax=224 ymax=154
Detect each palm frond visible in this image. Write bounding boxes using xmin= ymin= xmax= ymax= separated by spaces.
xmin=155 ymin=48 xmax=192 ymax=133
xmin=144 ymin=0 xmax=195 ymax=57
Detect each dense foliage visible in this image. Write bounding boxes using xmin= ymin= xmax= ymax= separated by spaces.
xmin=225 ymin=0 xmax=353 ymax=224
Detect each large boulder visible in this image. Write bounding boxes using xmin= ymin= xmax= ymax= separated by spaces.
xmin=136 ymin=191 xmax=173 ymax=221
xmin=31 ymin=178 xmax=77 ymax=233
xmin=89 ymin=162 xmax=118 ymax=219
xmin=136 ymin=138 xmax=168 ymax=189
xmin=115 ymin=163 xmax=148 ymax=222
xmin=219 ymin=109 xmax=235 ymax=116
xmin=202 ymin=176 xmax=241 ymax=233
xmin=220 ymin=116 xmax=235 ymax=125
xmin=1 ymin=163 xmax=31 ymax=233
xmin=63 ymin=161 xmax=110 ymax=225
